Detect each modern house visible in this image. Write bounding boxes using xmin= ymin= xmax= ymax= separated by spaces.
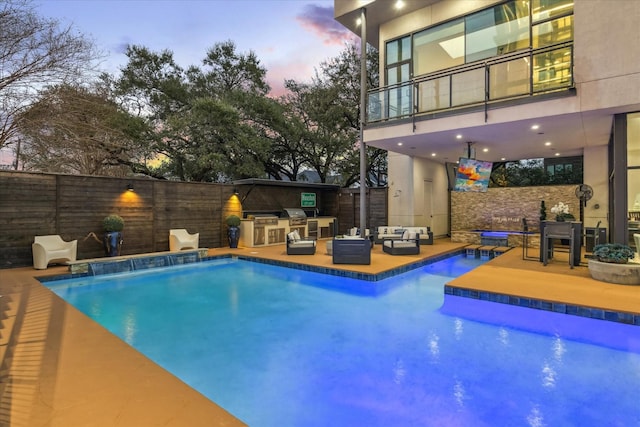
xmin=334 ymin=0 xmax=640 ymax=245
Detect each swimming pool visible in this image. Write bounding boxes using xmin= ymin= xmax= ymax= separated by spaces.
xmin=46 ymin=255 xmax=640 ymax=426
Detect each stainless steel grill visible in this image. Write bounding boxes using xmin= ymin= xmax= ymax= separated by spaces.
xmin=283 ymin=208 xmax=307 ymax=226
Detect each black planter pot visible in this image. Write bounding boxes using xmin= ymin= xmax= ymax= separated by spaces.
xmin=228 ymin=226 xmax=240 ymax=248
xmin=103 ymin=231 xmax=123 ymax=256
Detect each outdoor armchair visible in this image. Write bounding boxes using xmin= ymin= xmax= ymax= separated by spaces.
xmin=169 ymin=229 xmax=200 ymax=251
xmin=382 ymin=231 xmax=420 ymax=255
xmin=32 ymin=235 xmax=77 ymax=269
xmin=286 ymin=230 xmax=316 ymax=255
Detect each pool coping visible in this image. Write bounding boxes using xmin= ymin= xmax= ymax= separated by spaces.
xmin=443 ymin=285 xmax=640 ymax=326
xmin=38 ymin=249 xmax=640 ymax=326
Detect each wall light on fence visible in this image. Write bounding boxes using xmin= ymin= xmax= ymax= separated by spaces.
xmin=233 ymin=187 xmax=239 ymax=195
xmin=127 ymin=183 xmax=134 ymax=192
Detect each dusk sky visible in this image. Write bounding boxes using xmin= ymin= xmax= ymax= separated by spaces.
xmin=0 ymin=0 xmax=357 ymax=166
xmin=37 ymin=0 xmax=356 ymax=96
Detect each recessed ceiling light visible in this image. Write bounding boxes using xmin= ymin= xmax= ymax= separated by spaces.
xmin=482 ymin=148 xmax=489 ymax=152
xmin=397 ymin=142 xmax=403 ymax=146
xmin=531 ymin=124 xmax=540 ymax=130
xmin=395 ymin=0 xmax=405 ymax=9
xmin=555 ymin=153 xmax=561 ymax=156
xmin=456 ymin=134 xmax=462 ymax=139
xmin=431 ymin=153 xmax=436 ymax=157
xmin=356 ymin=18 xmax=362 ymax=26
xmin=501 ymin=157 xmax=506 ymax=161
xmin=545 ymin=141 xmax=552 ymax=146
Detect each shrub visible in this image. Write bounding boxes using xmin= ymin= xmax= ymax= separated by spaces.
xmin=593 ymin=243 xmax=634 ymax=263
xmin=225 ymin=215 xmax=241 ymax=227
xmin=103 ymin=214 xmax=125 ymax=232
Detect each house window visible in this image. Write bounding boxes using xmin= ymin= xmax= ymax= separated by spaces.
xmin=532 ymin=0 xmax=574 ymax=22
xmin=413 ymin=18 xmax=464 ymax=76
xmin=398 ymin=0 xmax=574 ymax=79
xmin=465 ymin=1 xmax=530 ymax=63
xmin=386 ymin=36 xmax=412 ymax=118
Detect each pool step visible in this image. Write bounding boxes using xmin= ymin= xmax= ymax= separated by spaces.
xmin=478 ymin=246 xmax=496 ymax=259
xmin=464 ymin=244 xmax=482 ymax=258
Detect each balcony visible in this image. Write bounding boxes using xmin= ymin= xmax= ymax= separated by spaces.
xmin=367 ymin=42 xmax=574 ymax=124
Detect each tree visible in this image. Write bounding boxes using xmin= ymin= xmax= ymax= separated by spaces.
xmin=278 ymin=42 xmax=385 ymax=187
xmin=114 ymin=41 xmax=272 ymax=181
xmin=17 ymin=82 xmax=147 ymax=176
xmin=0 ymin=0 xmax=97 ymax=155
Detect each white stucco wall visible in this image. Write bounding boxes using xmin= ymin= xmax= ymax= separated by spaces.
xmin=583 ymin=145 xmax=609 ymax=230
xmin=388 ymin=152 xmax=449 ymax=237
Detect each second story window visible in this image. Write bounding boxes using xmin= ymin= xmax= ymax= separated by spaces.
xmin=385 ymin=36 xmax=412 ymax=118
xmin=386 ymin=36 xmax=411 ymax=84
xmin=413 ymin=18 xmax=464 ymax=76
xmin=465 ymin=1 xmax=530 ymax=62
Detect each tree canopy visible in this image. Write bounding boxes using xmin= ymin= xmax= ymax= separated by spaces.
xmin=0 ymin=0 xmax=97 ymax=152
xmin=7 ymin=1 xmax=386 ymax=186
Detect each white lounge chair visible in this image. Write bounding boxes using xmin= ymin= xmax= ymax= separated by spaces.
xmin=169 ymin=229 xmax=199 ymax=251
xmin=32 ymin=235 xmax=77 ymax=270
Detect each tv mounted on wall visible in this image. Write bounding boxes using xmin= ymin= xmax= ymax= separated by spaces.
xmin=454 ymin=157 xmax=493 ymax=192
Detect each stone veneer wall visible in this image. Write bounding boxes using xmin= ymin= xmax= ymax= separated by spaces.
xmin=451 ymin=185 xmax=577 ymax=235
xmin=450 ymin=230 xmax=541 ymax=248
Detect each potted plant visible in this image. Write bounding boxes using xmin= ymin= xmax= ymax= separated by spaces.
xmin=225 ymin=214 xmax=241 ymax=248
xmin=103 ymin=214 xmax=124 ymax=257
xmin=592 ymin=243 xmax=635 ymax=264
xmin=539 ymin=201 xmax=547 ymax=221
xmin=588 ymin=243 xmax=639 ymax=285
xmin=550 ymin=202 xmax=575 ymax=222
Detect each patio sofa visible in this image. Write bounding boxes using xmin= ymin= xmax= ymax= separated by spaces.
xmin=332 ymin=238 xmax=371 ymax=265
xmin=374 ymin=226 xmax=433 ymax=245
xmin=373 ymin=226 xmax=404 ymax=244
xmin=382 ymin=232 xmax=420 ymax=255
xmin=32 ymin=235 xmax=78 ymax=269
xmin=286 ymin=230 xmax=316 ymax=255
xmin=403 ymin=227 xmax=433 ymax=245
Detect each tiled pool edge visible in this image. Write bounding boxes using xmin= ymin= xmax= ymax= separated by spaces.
xmin=36 ymin=249 xmax=640 ymax=326
xmin=444 ymin=285 xmax=640 ymax=326
xmin=39 ymin=249 xmax=462 ymax=283
xmin=228 ymin=249 xmax=464 ymax=282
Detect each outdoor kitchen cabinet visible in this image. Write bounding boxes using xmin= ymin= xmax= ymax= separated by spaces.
xmin=239 ymin=213 xmax=335 ymax=248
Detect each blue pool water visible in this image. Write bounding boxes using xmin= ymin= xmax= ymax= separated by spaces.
xmin=47 ymin=255 xmax=640 ymax=427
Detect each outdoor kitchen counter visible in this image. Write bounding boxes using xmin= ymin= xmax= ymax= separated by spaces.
xmin=239 ymin=216 xmax=335 ymax=248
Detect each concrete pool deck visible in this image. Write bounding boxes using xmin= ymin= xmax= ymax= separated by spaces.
xmin=1 ymin=238 xmax=638 ymax=426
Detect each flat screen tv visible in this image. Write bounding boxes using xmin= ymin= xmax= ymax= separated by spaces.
xmin=454 ymin=157 xmax=493 ymax=192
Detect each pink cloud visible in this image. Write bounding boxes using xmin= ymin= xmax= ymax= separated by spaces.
xmin=266 ymin=61 xmax=315 ymax=97
xmin=296 ymin=4 xmax=355 ymax=46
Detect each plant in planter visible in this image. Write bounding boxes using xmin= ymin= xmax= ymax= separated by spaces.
xmin=225 ymin=214 xmax=241 ymax=248
xmin=103 ymin=214 xmax=124 ymax=257
xmin=550 ymin=202 xmax=575 ymax=222
xmin=588 ymin=243 xmax=639 ymax=285
xmin=592 ymin=243 xmax=635 ymax=264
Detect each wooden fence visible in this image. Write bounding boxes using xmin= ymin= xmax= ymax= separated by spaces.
xmin=0 ymin=171 xmax=388 ymax=268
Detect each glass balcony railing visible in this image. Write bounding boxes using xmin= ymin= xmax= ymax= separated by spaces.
xmin=367 ymin=42 xmax=574 ymax=124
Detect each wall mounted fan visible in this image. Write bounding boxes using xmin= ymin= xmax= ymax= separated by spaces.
xmin=576 ymin=184 xmax=594 ymax=206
